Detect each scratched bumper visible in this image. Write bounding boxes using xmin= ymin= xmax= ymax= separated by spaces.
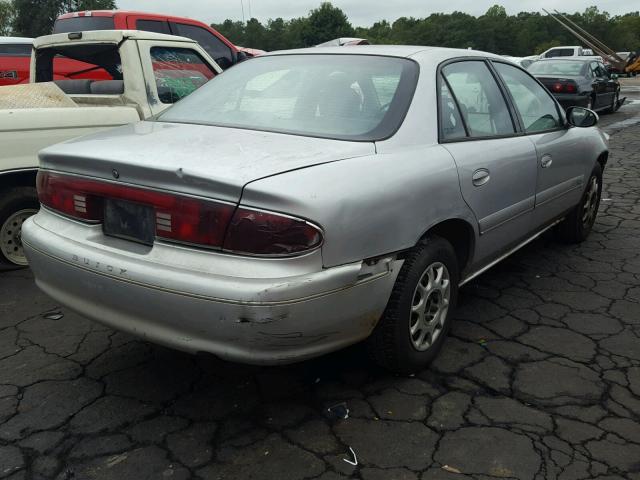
xmin=22 ymin=209 xmax=401 ymax=364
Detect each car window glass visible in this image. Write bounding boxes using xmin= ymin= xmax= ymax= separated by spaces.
xmin=494 ymin=62 xmax=561 ymax=133
xmin=442 ymin=61 xmax=515 ymax=137
xmin=439 ymin=77 xmax=466 ymax=140
xmin=371 ymin=73 xmax=401 ymax=107
xmin=597 ymin=64 xmax=609 ymax=78
xmin=546 ymin=48 xmax=574 ymax=58
xmin=158 ymin=54 xmax=418 ymax=141
xmin=150 ymin=47 xmax=216 ymax=104
xmin=0 ymin=44 xmax=31 ymax=56
xmin=171 ymin=23 xmax=233 ymax=64
xmin=528 ymin=61 xmax=584 ymax=76
xmin=136 ymin=19 xmax=171 ymax=35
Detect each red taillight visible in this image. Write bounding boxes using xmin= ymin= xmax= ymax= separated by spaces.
xmin=36 ymin=171 xmax=323 ymax=256
xmin=36 ymin=171 xmax=234 ymax=248
xmin=550 ymin=81 xmax=577 ymax=94
xmin=223 ymin=207 xmax=323 ymax=256
xmin=37 ymin=170 xmax=102 ymax=221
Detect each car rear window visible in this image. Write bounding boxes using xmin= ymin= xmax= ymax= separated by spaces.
xmin=53 ymin=16 xmax=115 ymax=33
xmin=528 ymin=61 xmax=585 ymax=76
xmin=157 ymin=54 xmax=418 ymax=141
xmin=546 ymin=48 xmax=575 ymax=58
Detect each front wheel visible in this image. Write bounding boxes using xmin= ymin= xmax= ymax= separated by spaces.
xmin=556 ymin=164 xmax=602 ymax=243
xmin=0 ymin=187 xmax=39 ymax=267
xmin=368 ymin=235 xmax=459 ymax=373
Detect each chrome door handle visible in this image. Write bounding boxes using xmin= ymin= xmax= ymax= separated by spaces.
xmin=472 ymin=169 xmax=490 ymax=186
xmin=541 ymin=155 xmax=553 ymax=168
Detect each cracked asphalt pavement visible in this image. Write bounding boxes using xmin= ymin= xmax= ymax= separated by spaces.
xmin=1 ymin=81 xmax=640 ymax=480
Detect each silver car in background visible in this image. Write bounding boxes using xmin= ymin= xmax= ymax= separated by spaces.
xmin=23 ymin=46 xmax=608 ymax=372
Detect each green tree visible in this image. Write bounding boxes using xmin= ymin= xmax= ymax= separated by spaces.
xmin=300 ymin=2 xmax=354 ymax=46
xmin=0 ymin=0 xmax=14 ymax=35
xmin=12 ymin=0 xmax=116 ymax=37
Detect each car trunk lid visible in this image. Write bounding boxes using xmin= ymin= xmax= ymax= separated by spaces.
xmin=39 ymin=121 xmax=376 ymax=203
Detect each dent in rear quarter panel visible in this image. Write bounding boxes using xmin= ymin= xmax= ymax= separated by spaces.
xmin=240 ymin=144 xmax=476 ymax=268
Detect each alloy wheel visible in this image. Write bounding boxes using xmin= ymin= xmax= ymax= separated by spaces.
xmin=0 ymin=209 xmax=37 ymax=266
xmin=409 ymin=262 xmax=451 ymax=351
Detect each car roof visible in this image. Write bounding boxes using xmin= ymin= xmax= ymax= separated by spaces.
xmin=33 ymin=29 xmax=196 ymax=48
xmin=265 ymin=45 xmax=505 ymax=60
xmin=0 ymin=36 xmax=33 ymax=44
xmin=535 ymin=57 xmax=592 ymax=63
xmin=57 ymin=10 xmax=201 ymax=21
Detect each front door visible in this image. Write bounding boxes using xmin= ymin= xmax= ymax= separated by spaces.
xmin=439 ymin=60 xmax=539 ymax=266
xmin=492 ymin=61 xmax=589 ymax=224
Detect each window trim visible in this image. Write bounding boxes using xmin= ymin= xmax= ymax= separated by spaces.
xmin=437 ymin=57 xmax=520 ymax=144
xmin=489 ymin=59 xmax=567 ymax=136
xmin=437 ymin=56 xmax=568 ymax=144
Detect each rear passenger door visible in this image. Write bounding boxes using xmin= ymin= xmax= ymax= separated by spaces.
xmin=439 ymin=59 xmax=539 ymax=265
xmin=492 ymin=61 xmax=589 ymax=225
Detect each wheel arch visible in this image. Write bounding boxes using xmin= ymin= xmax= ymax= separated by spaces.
xmin=414 ymin=218 xmax=476 ymax=276
xmin=0 ymin=169 xmax=38 ymax=194
xmin=596 ymin=151 xmax=608 ymax=170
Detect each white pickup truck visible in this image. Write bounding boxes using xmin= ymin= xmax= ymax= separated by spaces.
xmin=0 ymin=30 xmax=221 ymax=266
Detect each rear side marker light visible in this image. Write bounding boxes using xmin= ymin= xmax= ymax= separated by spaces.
xmin=36 ymin=171 xmax=324 ymax=256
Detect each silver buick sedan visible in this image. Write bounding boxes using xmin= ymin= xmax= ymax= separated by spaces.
xmin=23 ymin=46 xmax=608 ymax=372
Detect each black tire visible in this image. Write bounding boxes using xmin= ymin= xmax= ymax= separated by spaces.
xmin=0 ymin=187 xmax=39 ymax=268
xmin=556 ymin=163 xmax=602 ymax=244
xmin=368 ymin=235 xmax=459 ymax=373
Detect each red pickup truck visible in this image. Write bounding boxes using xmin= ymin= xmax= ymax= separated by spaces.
xmin=54 ymin=10 xmax=249 ymax=68
xmin=0 ymin=37 xmax=32 ymax=86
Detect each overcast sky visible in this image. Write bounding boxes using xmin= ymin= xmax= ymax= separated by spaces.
xmin=116 ymin=0 xmax=637 ymax=26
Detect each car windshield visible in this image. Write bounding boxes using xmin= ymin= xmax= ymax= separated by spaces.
xmin=156 ymin=54 xmax=418 ymax=141
xmin=528 ymin=60 xmax=585 ymax=76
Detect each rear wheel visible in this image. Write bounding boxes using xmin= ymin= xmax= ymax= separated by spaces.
xmin=368 ymin=235 xmax=459 ymax=373
xmin=556 ymin=164 xmax=602 ymax=243
xmin=0 ymin=187 xmax=39 ymax=267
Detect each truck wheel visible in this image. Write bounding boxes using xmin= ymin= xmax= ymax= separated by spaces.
xmin=0 ymin=187 xmax=39 ymax=267
xmin=556 ymin=164 xmax=602 ymax=244
xmin=368 ymin=235 xmax=459 ymax=373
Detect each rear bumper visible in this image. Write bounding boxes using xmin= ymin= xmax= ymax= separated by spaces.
xmin=553 ymin=92 xmax=591 ymax=109
xmin=22 ymin=210 xmax=401 ymax=364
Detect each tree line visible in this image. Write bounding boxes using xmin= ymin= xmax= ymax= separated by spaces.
xmin=213 ymin=3 xmax=640 ymax=56
xmin=1 ymin=1 xmax=638 ymax=57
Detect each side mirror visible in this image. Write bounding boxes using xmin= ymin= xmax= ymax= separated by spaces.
xmin=611 ymin=73 xmax=619 ymax=80
xmin=566 ymin=106 xmax=598 ymax=128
